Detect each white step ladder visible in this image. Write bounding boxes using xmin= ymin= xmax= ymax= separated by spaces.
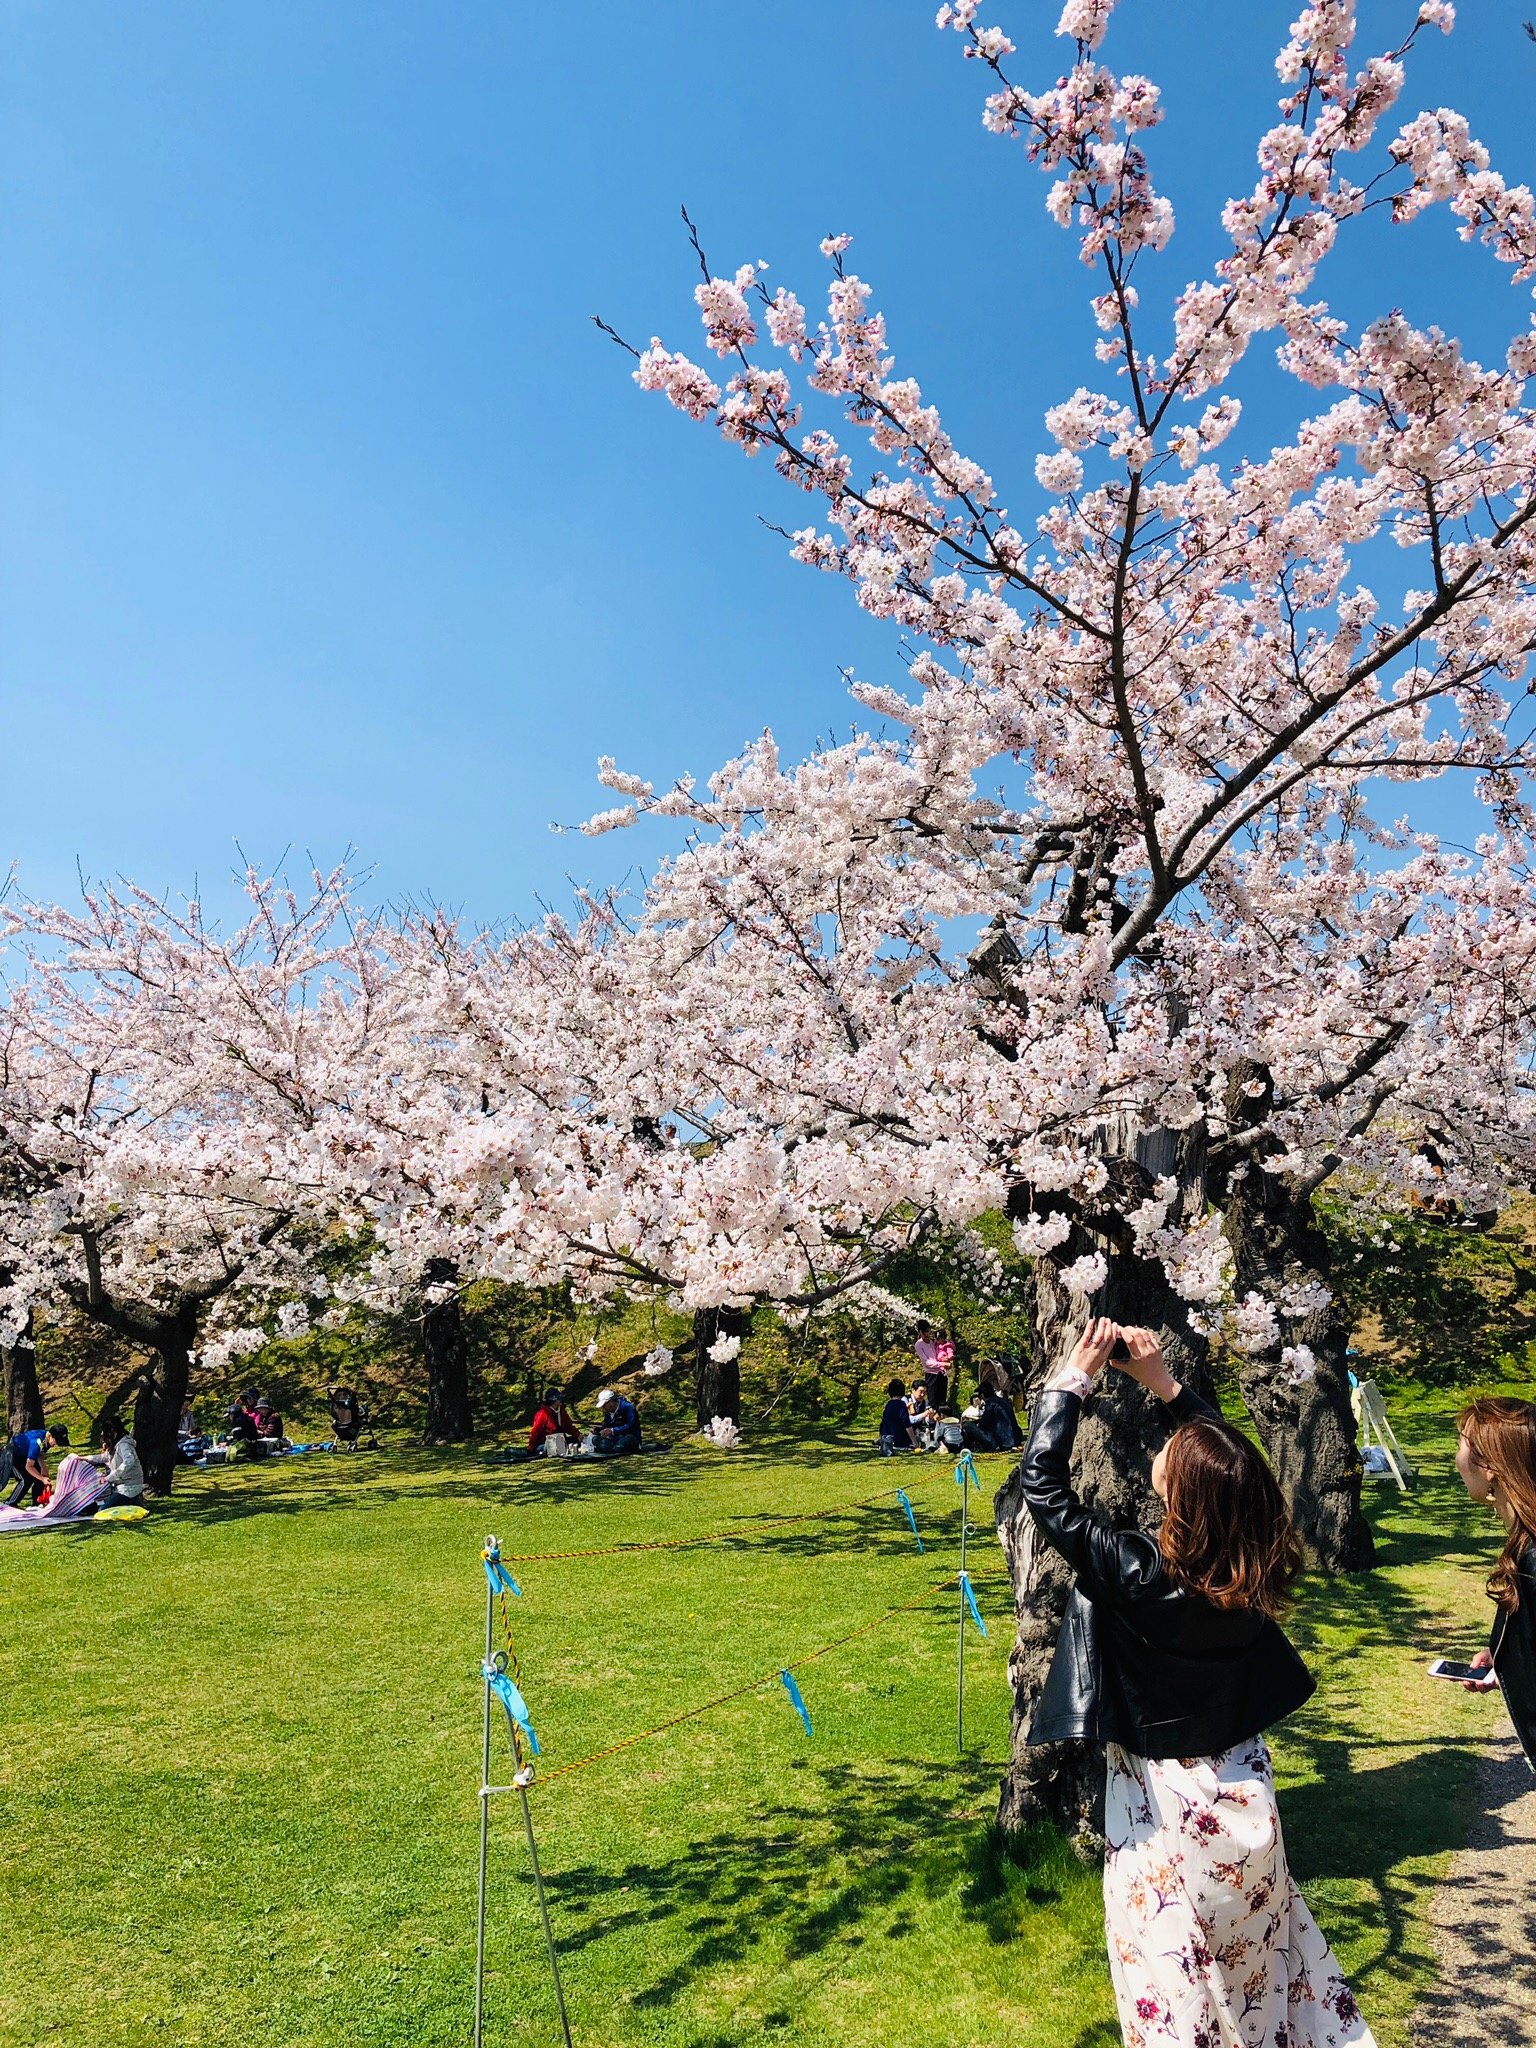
xmin=1352 ymin=1376 xmax=1413 ymax=1491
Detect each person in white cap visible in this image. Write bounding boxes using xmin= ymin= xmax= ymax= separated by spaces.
xmin=590 ymin=1386 xmax=642 ymax=1457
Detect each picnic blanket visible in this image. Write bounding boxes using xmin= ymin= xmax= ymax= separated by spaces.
xmin=0 ymin=1453 xmax=110 ymax=1533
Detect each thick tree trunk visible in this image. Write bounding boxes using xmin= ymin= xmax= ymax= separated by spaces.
xmin=1219 ymin=1067 xmax=1374 ymax=1574
xmin=1222 ymin=1181 xmax=1375 ymax=1575
xmin=691 ymin=1306 xmax=750 ymax=1428
xmin=994 ymin=1127 xmax=1213 ymax=1849
xmin=133 ymin=1315 xmax=197 ymax=1494
xmin=421 ymin=1257 xmax=473 ymax=1443
xmin=2 ymin=1310 xmax=44 ymax=1436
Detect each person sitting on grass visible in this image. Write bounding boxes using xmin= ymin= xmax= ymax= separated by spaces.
xmin=979 ymin=1381 xmax=1024 ymax=1452
xmin=958 ymin=1391 xmax=995 ymax=1453
xmin=528 ymin=1387 xmax=578 ymax=1457
xmin=879 ymin=1378 xmax=919 ymax=1455
xmin=906 ymin=1380 xmax=935 ymax=1447
xmin=3 ymin=1422 xmax=69 ymax=1507
xmin=224 ymin=1400 xmax=266 ymax=1458
xmin=588 ymin=1387 xmax=642 ymax=1457
xmin=929 ymin=1405 xmax=966 ymax=1455
xmin=87 ymin=1418 xmax=147 ymax=1512
xmin=254 ymin=1399 xmax=287 ymax=1450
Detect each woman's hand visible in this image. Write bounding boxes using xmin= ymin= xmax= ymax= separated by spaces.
xmin=1465 ymin=1649 xmax=1498 ymax=1692
xmin=1064 ymin=1316 xmax=1119 ymax=1381
xmin=1112 ymin=1326 xmax=1180 ymax=1403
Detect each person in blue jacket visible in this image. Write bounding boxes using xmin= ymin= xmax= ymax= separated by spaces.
xmin=3 ymin=1422 xmax=70 ymax=1507
xmin=590 ymin=1388 xmax=642 ymax=1456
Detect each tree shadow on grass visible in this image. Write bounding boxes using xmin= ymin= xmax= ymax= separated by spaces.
xmin=1282 ymin=1463 xmax=1493 ymax=1662
xmin=1273 ymin=1726 xmax=1516 ymax=2004
xmin=124 ymin=1445 xmax=991 ymax=1565
xmin=522 ymin=1728 xmax=1511 ymax=2026
xmin=142 ymin=1446 xmax=732 ymax=1528
xmin=532 ymin=1759 xmax=1094 ymax=2015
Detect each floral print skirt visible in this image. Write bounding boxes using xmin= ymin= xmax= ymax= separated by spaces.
xmin=1103 ymin=1739 xmax=1375 ymax=2048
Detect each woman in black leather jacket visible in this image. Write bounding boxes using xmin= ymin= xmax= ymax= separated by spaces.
xmin=1020 ymin=1317 xmax=1375 ymax=2048
xmin=1454 ymin=1397 xmax=1536 ymax=1772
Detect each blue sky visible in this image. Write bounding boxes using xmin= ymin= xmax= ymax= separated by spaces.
xmin=3 ymin=1 xmax=1533 ymax=925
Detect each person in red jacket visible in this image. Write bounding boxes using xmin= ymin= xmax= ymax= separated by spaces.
xmin=528 ymin=1388 xmax=578 ymax=1457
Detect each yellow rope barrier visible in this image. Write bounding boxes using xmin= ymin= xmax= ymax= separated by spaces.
xmin=527 ymin=1567 xmax=1012 ymax=1792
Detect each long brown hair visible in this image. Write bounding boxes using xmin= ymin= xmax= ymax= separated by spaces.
xmin=1159 ymin=1418 xmax=1301 ymax=1618
xmin=1459 ymin=1397 xmax=1536 ymax=1611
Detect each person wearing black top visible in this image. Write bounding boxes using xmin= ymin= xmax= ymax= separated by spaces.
xmin=878 ymin=1378 xmax=918 ymax=1454
xmin=1020 ymin=1317 xmax=1374 ymax=2048
xmin=1454 ymin=1397 xmax=1536 ymax=1773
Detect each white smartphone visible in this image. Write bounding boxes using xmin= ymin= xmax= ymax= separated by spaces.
xmin=1427 ymin=1658 xmax=1497 ymax=1685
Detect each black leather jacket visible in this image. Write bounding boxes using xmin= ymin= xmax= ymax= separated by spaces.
xmin=1488 ymin=1541 xmax=1536 ymax=1773
xmin=1019 ymin=1385 xmax=1316 ymax=1759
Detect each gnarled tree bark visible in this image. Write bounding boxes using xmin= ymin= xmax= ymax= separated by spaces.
xmin=59 ymin=1212 xmax=295 ymax=1493
xmin=1217 ymin=1066 xmax=1374 ymax=1573
xmin=2 ymin=1307 xmax=44 ymax=1437
xmin=421 ymin=1257 xmax=474 ymax=1443
xmin=691 ymin=1306 xmax=750 ymax=1428
xmin=131 ymin=1307 xmax=199 ymax=1493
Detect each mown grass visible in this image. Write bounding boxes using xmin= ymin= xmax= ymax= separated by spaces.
xmin=0 ymin=1387 xmax=1522 ymax=2048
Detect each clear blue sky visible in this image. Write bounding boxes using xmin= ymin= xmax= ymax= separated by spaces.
xmin=3 ymin=2 xmax=1532 ymax=925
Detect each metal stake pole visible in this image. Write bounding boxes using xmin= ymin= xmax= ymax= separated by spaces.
xmin=517 ymin=1777 xmax=574 ymax=2048
xmin=957 ymin=1462 xmax=970 ymax=1755
xmin=474 ymin=1560 xmax=494 ymax=2048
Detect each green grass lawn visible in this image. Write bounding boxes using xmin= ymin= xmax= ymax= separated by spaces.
xmin=0 ymin=1390 xmax=1520 ymax=2048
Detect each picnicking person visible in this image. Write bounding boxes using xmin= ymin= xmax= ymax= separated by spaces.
xmin=86 ymin=1418 xmax=147 ymax=1512
xmin=1019 ymin=1316 xmax=1375 ymax=2048
xmin=913 ymin=1321 xmax=952 ymax=1408
xmin=977 ymin=1381 xmax=1023 ymax=1451
xmin=586 ymin=1387 xmax=641 ymax=1457
xmin=253 ymin=1399 xmax=287 ymax=1450
xmin=225 ymin=1399 xmax=260 ymax=1449
xmin=526 ymin=1388 xmax=579 ymax=1458
xmin=3 ymin=1422 xmax=70 ymax=1507
xmin=905 ymin=1380 xmax=935 ymax=1447
xmin=958 ymin=1391 xmax=994 ymax=1453
xmin=878 ymin=1377 xmax=919 ymax=1454
xmin=1450 ymin=1396 xmax=1536 ymax=1774
xmin=0 ymin=1449 xmax=107 ymax=1528
xmin=928 ymin=1405 xmax=966 ymax=1455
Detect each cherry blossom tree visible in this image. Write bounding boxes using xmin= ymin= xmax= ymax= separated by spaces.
xmin=0 ymin=867 xmax=397 ymax=1489
xmin=593 ymin=0 xmax=1536 ymax=1834
xmin=317 ymin=881 xmax=971 ymax=1430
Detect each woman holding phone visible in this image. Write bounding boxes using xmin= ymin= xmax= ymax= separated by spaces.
xmin=1019 ymin=1316 xmax=1374 ymax=2048
xmin=1452 ymin=1397 xmax=1536 ymax=1771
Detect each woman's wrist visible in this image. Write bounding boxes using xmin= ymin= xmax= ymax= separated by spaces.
xmin=1045 ymin=1364 xmax=1095 ymax=1400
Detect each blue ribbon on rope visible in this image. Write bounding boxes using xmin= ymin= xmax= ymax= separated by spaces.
xmin=779 ymin=1669 xmax=813 ymax=1737
xmin=483 ymin=1540 xmax=522 ymax=1598
xmin=953 ymin=1450 xmax=979 ymax=1492
xmin=957 ymin=1570 xmax=989 ymax=1639
xmin=895 ymin=1488 xmax=924 ymax=1554
xmin=483 ymin=1658 xmax=541 ymax=1756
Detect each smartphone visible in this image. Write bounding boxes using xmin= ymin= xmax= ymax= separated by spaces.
xmin=1426 ymin=1658 xmax=1496 ymax=1684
